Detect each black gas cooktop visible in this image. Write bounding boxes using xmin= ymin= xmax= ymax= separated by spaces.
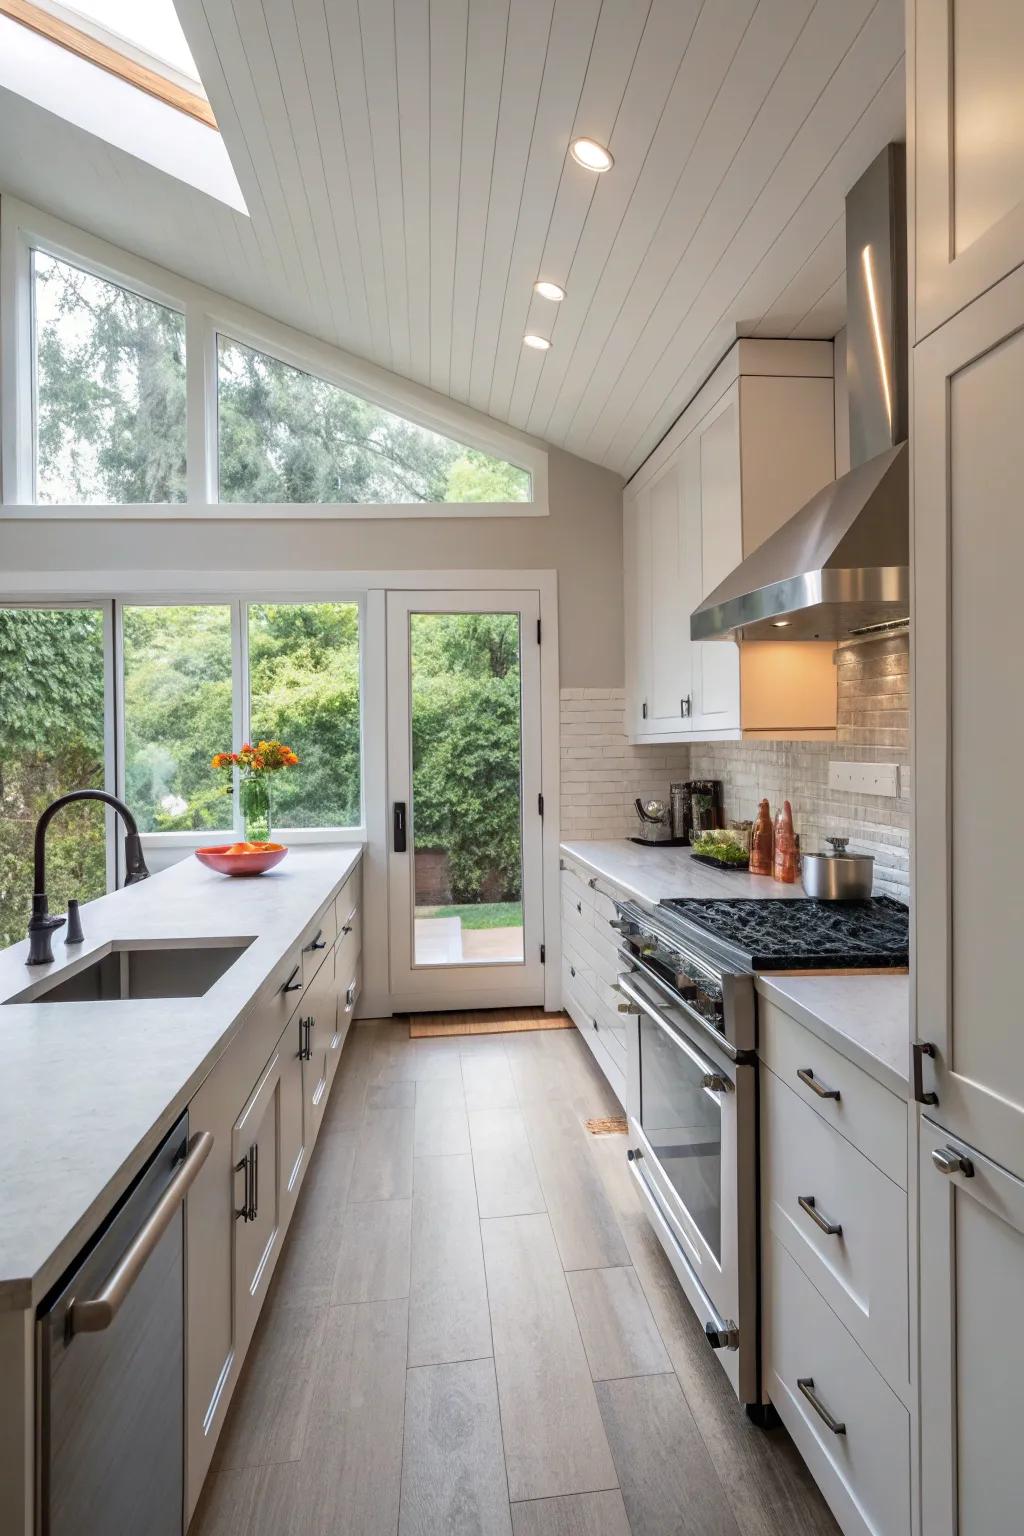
xmin=658 ymin=895 xmax=909 ymax=971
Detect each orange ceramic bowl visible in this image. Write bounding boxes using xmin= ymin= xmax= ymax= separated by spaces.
xmin=195 ymin=841 xmax=288 ymax=876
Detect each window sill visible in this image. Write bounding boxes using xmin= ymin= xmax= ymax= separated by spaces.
xmin=140 ymin=828 xmax=366 ymax=848
xmin=0 ymin=501 xmax=547 ymax=520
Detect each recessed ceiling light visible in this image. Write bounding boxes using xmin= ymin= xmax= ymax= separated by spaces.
xmin=523 ymin=334 xmax=552 ymax=351
xmin=771 ymin=619 xmax=791 ymax=628
xmin=570 ymin=137 xmax=614 ymax=172
xmin=534 ymin=280 xmax=566 ymax=302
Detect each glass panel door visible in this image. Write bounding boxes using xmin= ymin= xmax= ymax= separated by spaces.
xmin=386 ymin=592 xmax=544 ymax=1010
xmin=639 ymin=1014 xmax=723 ymax=1262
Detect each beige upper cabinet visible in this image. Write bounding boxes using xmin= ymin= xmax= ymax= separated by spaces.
xmin=913 ymin=0 xmax=1024 ymax=339
xmin=623 ymin=340 xmax=837 ymax=744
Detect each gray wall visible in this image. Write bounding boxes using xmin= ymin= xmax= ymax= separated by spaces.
xmin=0 ymin=445 xmax=625 ymax=688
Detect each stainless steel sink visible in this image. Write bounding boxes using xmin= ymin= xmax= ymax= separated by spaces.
xmin=5 ymin=940 xmax=252 ymax=1004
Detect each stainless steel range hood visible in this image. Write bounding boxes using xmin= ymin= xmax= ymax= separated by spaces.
xmin=691 ymin=144 xmax=908 ymax=642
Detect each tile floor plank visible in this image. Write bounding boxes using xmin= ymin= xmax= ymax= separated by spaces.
xmin=468 ymin=1106 xmax=546 ymax=1219
xmin=590 ymin=1138 xmax=839 ymax=1536
xmin=461 ymin=1050 xmax=519 ymax=1110
xmin=482 ymin=1213 xmax=617 ymax=1503
xmin=520 ymin=1098 xmax=630 ymax=1271
xmin=511 ymin=1490 xmax=632 ymax=1536
xmin=408 ymin=1154 xmax=492 ymax=1367
xmin=189 ymin=1463 xmax=300 ymax=1536
xmin=399 ymin=1358 xmax=513 ymax=1536
xmin=567 ymin=1266 xmax=673 ymax=1382
xmin=349 ymin=1104 xmax=415 ymax=1203
xmin=414 ymin=1076 xmax=471 ymax=1156
xmin=331 ymin=1197 xmax=412 ymax=1304
xmin=211 ymin=1297 xmax=327 ymax=1471
xmin=597 ymin=1373 xmax=742 ymax=1536
xmin=298 ymin=1297 xmax=408 ymax=1535
xmin=270 ymin=1132 xmax=356 ymax=1307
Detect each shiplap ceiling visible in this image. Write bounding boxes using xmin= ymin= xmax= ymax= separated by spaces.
xmin=0 ymin=0 xmax=905 ymax=477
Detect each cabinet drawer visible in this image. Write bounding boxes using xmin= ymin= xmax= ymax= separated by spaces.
xmin=300 ymin=900 xmax=337 ymax=988
xmin=333 ymin=861 xmax=363 ymax=930
xmin=232 ymin=1051 xmax=284 ymax=1358
xmin=328 ymin=956 xmax=361 ymax=1087
xmin=564 ymin=978 xmax=626 ymax=1107
xmin=561 ymin=863 xmax=597 ymax=913
xmin=562 ymin=956 xmax=626 ymax=1074
xmin=766 ymin=1237 xmax=910 ymax=1536
xmin=334 ymin=902 xmax=361 ymax=996
xmin=763 ymin=1069 xmax=909 ymax=1397
xmin=759 ymin=1000 xmax=907 ymax=1188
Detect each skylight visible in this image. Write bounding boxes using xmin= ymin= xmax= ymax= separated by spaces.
xmin=59 ymin=0 xmax=203 ymax=89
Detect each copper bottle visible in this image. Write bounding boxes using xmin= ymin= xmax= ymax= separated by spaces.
xmin=750 ymin=798 xmax=774 ymax=877
xmin=773 ymin=800 xmax=797 ymax=884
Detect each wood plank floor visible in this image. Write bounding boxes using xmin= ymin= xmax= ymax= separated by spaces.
xmin=190 ymin=1024 xmax=839 ymax=1536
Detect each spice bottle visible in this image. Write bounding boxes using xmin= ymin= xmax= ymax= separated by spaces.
xmin=750 ymin=799 xmax=773 ymax=877
xmin=773 ymin=800 xmax=797 ymax=884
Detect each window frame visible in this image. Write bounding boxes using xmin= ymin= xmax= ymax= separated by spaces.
xmin=0 ymin=199 xmax=549 ymax=517
xmin=115 ymin=592 xmax=367 ymax=848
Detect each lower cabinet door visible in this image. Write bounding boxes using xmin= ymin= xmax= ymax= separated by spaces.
xmin=765 ymin=1236 xmax=910 ymax=1536
xmin=232 ymin=1051 xmax=283 ymax=1355
xmin=919 ymin=1117 xmax=1024 ymax=1535
xmin=301 ymin=1010 xmax=329 ymax=1150
xmin=328 ymin=957 xmax=360 ymax=1088
xmin=279 ymin=1017 xmax=306 ymax=1230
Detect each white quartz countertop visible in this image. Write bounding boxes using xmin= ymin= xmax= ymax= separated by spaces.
xmin=0 ymin=846 xmax=361 ymax=1310
xmin=560 ymin=839 xmax=810 ymax=906
xmin=756 ymin=974 xmax=909 ymax=1096
xmin=560 ymin=840 xmax=908 ymax=1097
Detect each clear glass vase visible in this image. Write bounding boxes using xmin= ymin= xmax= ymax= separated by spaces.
xmin=240 ymin=774 xmax=271 ymax=842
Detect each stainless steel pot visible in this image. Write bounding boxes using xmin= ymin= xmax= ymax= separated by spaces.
xmin=801 ymin=837 xmax=874 ymax=900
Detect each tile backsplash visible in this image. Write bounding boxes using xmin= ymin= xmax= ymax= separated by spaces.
xmin=560 ymin=634 xmax=910 ymax=900
xmin=689 ymin=634 xmax=911 ymax=899
xmin=560 ymin=688 xmax=690 ymax=842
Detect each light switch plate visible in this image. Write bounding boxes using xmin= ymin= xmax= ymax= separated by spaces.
xmin=828 ymin=760 xmax=900 ymax=799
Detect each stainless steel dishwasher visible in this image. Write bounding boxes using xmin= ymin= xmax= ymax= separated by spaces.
xmin=37 ymin=1113 xmax=212 ymax=1536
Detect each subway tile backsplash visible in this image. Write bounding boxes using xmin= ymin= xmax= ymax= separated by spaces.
xmin=560 ymin=634 xmax=911 ymax=901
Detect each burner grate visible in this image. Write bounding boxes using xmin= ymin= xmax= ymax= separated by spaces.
xmin=659 ymin=895 xmax=909 ymax=971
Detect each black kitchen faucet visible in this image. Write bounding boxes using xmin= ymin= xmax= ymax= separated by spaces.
xmin=26 ymin=791 xmax=150 ymax=965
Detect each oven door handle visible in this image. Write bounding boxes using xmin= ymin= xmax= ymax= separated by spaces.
xmin=616 ymin=972 xmax=732 ymax=1092
xmin=626 ymin=1151 xmax=738 ymax=1350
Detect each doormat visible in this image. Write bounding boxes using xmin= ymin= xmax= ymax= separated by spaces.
xmin=408 ymin=1007 xmax=574 ymax=1038
xmin=584 ymin=1116 xmax=628 ymax=1135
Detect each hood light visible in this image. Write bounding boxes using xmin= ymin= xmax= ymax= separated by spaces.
xmin=523 ymin=334 xmax=551 ymax=351
xmin=771 ymin=620 xmax=791 ymax=628
xmin=534 ymin=280 xmax=566 ymax=302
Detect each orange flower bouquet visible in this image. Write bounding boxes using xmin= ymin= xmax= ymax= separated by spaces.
xmin=211 ymin=739 xmax=299 ymax=841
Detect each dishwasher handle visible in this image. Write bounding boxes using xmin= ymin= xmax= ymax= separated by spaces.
xmin=68 ymin=1130 xmax=213 ymax=1336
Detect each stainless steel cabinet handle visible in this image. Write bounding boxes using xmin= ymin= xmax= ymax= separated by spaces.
xmin=798 ymin=1194 xmax=843 ymax=1236
xmin=932 ymin=1146 xmax=975 ymax=1179
xmin=797 ymin=1067 xmax=840 ymax=1101
xmin=70 ymin=1131 xmax=214 ymax=1334
xmin=345 ymin=981 xmax=357 ymax=1010
xmin=282 ymin=964 xmax=302 ymax=994
xmin=797 ymin=1377 xmax=846 ymax=1435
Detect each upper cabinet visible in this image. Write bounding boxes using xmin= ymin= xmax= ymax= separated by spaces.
xmin=913 ymin=0 xmax=1024 ymax=339
xmin=624 ymin=340 xmax=838 ymax=745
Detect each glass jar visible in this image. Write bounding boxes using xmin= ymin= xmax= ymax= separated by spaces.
xmin=240 ymin=774 xmax=271 ymax=842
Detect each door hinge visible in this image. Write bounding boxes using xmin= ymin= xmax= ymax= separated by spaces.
xmin=540 ymin=944 xmax=546 ymax=964
xmin=538 ymin=792 xmax=544 ymax=817
xmin=537 ymin=617 xmax=542 ymax=644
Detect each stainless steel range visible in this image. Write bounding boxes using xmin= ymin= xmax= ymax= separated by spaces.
xmin=612 ymin=894 xmax=908 ymax=1413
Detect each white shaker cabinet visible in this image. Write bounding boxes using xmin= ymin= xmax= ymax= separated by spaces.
xmin=918 ymin=1120 xmax=1024 ymax=1535
xmin=623 ymin=339 xmax=837 ymax=744
xmin=912 ymin=262 xmax=1024 ymax=1176
xmin=913 ymin=0 xmax=1024 ymax=340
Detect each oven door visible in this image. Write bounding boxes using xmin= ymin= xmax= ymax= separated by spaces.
xmin=619 ymin=968 xmax=758 ymax=1403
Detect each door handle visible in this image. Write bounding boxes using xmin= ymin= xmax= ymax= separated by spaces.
xmin=797 ymin=1066 xmax=840 ymax=1101
xmin=798 ymin=1194 xmax=843 ymax=1236
xmin=393 ymin=801 xmax=407 ymax=853
xmin=69 ymin=1132 xmax=213 ymax=1334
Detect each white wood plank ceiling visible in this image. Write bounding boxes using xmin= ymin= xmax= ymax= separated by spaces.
xmin=0 ymin=0 xmax=905 ymax=477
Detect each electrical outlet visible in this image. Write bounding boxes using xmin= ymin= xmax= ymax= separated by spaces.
xmin=828 ymin=761 xmax=900 ymax=799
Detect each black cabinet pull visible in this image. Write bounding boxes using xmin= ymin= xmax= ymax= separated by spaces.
xmin=282 ymin=964 xmax=302 ymax=994
xmin=912 ymin=1041 xmax=939 ymax=1105
xmin=394 ymin=801 xmax=407 ymax=853
xmin=797 ymin=1066 xmax=840 ymax=1101
xmin=309 ymin=930 xmax=326 ymax=951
